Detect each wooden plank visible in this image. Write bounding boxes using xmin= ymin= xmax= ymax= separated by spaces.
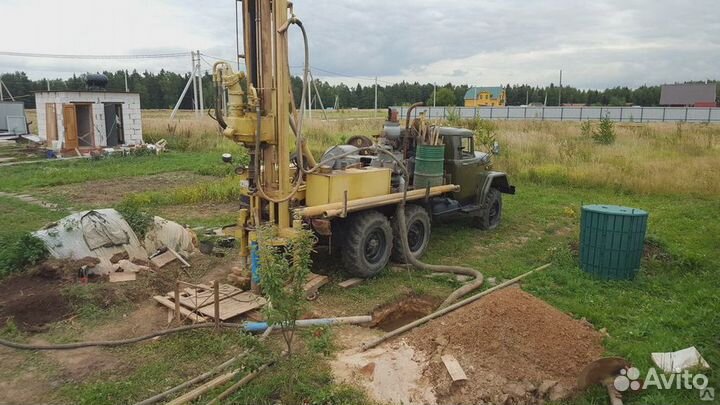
xmin=150 ymin=250 xmax=177 ymax=268
xmin=441 ymin=354 xmax=467 ymax=382
xmin=168 ymin=247 xmax=191 ymax=267
xmin=165 ymin=370 xmax=240 ymax=405
xmin=109 ymin=271 xmax=136 ymax=282
xmin=338 ymin=278 xmax=364 ymax=288
xmin=153 ymin=295 xmax=207 ymax=323
xmin=176 ymin=284 xmax=244 ymax=309
xmin=304 ymin=274 xmax=329 ymax=298
xmin=197 ymin=292 xmax=267 ymax=320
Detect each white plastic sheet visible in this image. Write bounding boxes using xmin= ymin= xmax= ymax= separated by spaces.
xmin=33 ymin=209 xmax=195 ymax=275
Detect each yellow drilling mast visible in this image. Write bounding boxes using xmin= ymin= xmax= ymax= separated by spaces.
xmin=213 ymin=0 xmax=515 ymax=286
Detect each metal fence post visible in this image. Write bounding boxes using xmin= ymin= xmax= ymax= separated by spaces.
xmin=524 ymin=107 xmax=527 ymax=119
xmin=620 ymin=108 xmax=623 ymax=122
xmin=560 ymin=107 xmax=564 ymax=121
xmin=474 ymin=107 xmax=478 ymax=118
xmin=640 ymin=107 xmax=644 ymax=123
xmin=541 ymin=107 xmax=545 ymax=120
xmin=580 ymin=107 xmax=583 ymax=121
xmin=490 ymin=107 xmax=493 ymax=119
xmin=662 ymin=108 xmax=666 ymax=122
xmin=507 ymin=107 xmax=510 ymax=120
xmin=709 ymin=108 xmax=712 ymax=123
xmin=685 ymin=107 xmax=689 ymax=122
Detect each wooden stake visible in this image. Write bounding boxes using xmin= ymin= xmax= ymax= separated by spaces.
xmin=174 ymin=281 xmax=181 ymax=324
xmin=213 ymin=280 xmax=220 ymax=329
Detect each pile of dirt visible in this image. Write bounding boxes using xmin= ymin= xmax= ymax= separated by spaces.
xmin=32 ymin=257 xmax=101 ymax=281
xmin=404 ymin=286 xmax=604 ymax=404
xmin=0 ymin=275 xmax=72 ymax=331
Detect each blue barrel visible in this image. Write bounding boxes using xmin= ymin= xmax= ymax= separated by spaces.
xmin=579 ymin=205 xmax=648 ymax=280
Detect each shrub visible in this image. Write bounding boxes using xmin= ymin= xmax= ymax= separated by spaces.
xmin=0 ymin=233 xmax=48 ymax=277
xmin=592 ymin=114 xmax=616 ymax=144
xmin=257 ymin=224 xmax=315 ymax=358
xmin=580 ymin=120 xmax=593 ymax=137
xmin=116 ymin=200 xmax=154 ymax=239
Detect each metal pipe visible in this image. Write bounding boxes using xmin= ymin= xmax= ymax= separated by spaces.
xmin=295 ymin=185 xmax=458 ymax=218
xmin=361 ymin=263 xmax=552 ymax=351
xmin=243 ymin=316 xmax=372 ymax=333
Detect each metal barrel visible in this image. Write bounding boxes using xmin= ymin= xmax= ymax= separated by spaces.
xmin=579 ymin=205 xmax=648 ymax=280
xmin=414 ymin=145 xmax=445 ymax=188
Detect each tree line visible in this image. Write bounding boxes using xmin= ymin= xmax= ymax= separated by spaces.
xmin=1 ymin=70 xmax=717 ymax=110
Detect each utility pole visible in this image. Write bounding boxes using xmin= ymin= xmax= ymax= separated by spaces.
xmin=124 ymin=70 xmax=129 ymax=92
xmin=197 ymin=50 xmax=204 ymax=116
xmin=374 ymin=76 xmax=378 ymax=118
xmin=235 ymin=0 xmax=242 ymax=70
xmin=433 ymin=82 xmax=437 ymax=107
xmin=191 ymin=51 xmax=199 ymax=117
xmin=0 ymin=79 xmax=3 ymax=101
xmin=559 ymin=69 xmax=563 ymax=106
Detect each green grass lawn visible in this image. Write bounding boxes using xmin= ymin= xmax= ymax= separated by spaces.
xmin=0 ymin=151 xmax=231 ymax=193
xmin=0 ymin=146 xmax=717 ymax=404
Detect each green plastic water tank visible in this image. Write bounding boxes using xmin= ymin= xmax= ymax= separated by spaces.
xmin=414 ymin=145 xmax=445 ymax=188
xmin=579 ymin=204 xmax=648 ymax=280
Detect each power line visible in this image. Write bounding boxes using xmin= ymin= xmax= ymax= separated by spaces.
xmin=0 ymin=51 xmax=189 ymax=60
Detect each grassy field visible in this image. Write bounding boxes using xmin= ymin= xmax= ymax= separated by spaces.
xmin=0 ymin=111 xmax=718 ymax=404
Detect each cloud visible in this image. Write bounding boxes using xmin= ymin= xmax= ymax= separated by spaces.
xmin=1 ymin=0 xmax=718 ymax=89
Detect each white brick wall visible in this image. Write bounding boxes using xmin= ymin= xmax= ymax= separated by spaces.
xmin=35 ymin=91 xmax=143 ymax=149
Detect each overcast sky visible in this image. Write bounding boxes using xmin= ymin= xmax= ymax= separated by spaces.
xmin=1 ymin=0 xmax=719 ymax=89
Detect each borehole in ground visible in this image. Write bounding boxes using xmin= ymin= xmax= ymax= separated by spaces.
xmin=370 ymin=295 xmax=438 ymax=332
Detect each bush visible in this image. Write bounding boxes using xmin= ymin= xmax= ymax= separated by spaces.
xmin=0 ymin=233 xmax=48 ymax=277
xmin=116 ymin=200 xmax=154 ymax=239
xmin=580 ymin=120 xmax=593 ymax=137
xmin=592 ymin=114 xmax=616 ymax=144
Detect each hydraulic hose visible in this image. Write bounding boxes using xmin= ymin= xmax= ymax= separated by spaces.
xmin=0 ymin=323 xmax=245 ymax=351
xmin=317 ymin=145 xmax=485 ymax=309
xmin=371 ymin=147 xmax=484 ymax=309
xmin=248 ymin=16 xmax=310 ymax=204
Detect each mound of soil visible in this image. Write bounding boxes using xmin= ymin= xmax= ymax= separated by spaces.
xmin=405 ymin=286 xmax=604 ymax=404
xmin=0 ymin=275 xmax=72 ymax=331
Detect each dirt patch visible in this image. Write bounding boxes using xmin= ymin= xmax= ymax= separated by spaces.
xmin=38 ymin=171 xmax=217 ymax=207
xmin=405 ymin=287 xmax=604 ymax=404
xmin=371 ymin=295 xmax=438 ymax=332
xmin=156 ymin=202 xmax=240 ymax=224
xmin=332 ymin=342 xmax=437 ymax=405
xmin=0 ymin=274 xmax=72 ymax=331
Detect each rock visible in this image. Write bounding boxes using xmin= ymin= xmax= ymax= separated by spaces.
xmin=522 ymin=379 xmax=536 ymax=393
xmin=110 ymin=251 xmax=129 ymax=264
xmin=537 ymin=380 xmax=557 ymax=396
xmin=456 ymin=275 xmax=472 ymax=282
xmin=497 ymin=393 xmax=511 ymax=405
xmin=434 ymin=335 xmax=449 ymax=347
xmin=599 ymin=327 xmax=610 ymax=337
xmin=359 ymin=362 xmax=376 ymax=380
xmin=503 ymin=382 xmax=527 ymax=398
xmin=487 ymin=277 xmax=497 ymax=286
xmin=547 ymin=382 xmax=571 ymax=401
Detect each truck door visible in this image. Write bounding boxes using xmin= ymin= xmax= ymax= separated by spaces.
xmin=444 ymin=135 xmax=484 ymax=204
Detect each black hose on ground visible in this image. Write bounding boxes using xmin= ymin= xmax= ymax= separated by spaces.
xmin=358 ymin=146 xmax=485 ymax=309
xmin=0 ymin=323 xmax=244 ymax=351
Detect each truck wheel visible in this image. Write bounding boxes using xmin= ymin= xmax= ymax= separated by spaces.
xmin=391 ymin=204 xmax=431 ymax=263
xmin=341 ymin=211 xmax=393 ymax=278
xmin=473 ymin=188 xmax=502 ymax=230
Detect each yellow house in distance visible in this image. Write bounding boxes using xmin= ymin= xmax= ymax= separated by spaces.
xmin=464 ymin=86 xmax=506 ymax=107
